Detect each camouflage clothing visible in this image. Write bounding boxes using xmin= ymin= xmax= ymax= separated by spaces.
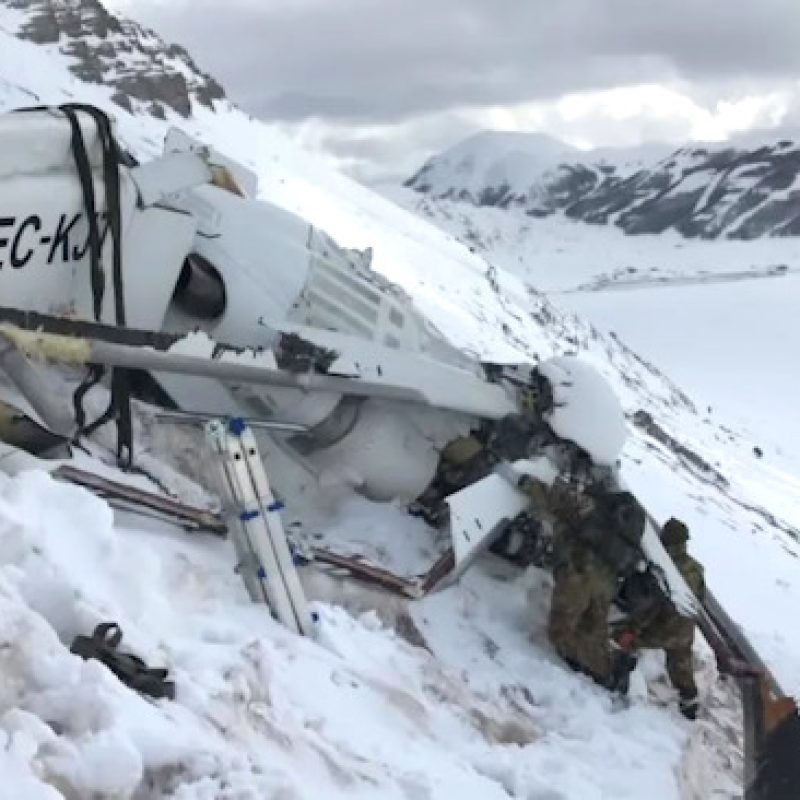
xmin=622 ymin=538 xmax=705 ymax=697
xmin=523 ymin=477 xmax=619 ymax=684
xmin=521 ymin=476 xmax=595 ymax=535
xmin=549 ymin=550 xmax=618 ymax=683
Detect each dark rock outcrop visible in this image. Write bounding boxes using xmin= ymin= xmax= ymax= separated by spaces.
xmin=6 ymin=0 xmax=227 ymax=119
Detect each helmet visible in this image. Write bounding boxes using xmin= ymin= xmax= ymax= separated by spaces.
xmin=661 ymin=518 xmax=689 ymax=547
xmin=516 ymin=369 xmax=554 ymax=417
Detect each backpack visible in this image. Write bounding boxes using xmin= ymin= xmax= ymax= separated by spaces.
xmin=578 ymin=490 xmax=646 ymax=574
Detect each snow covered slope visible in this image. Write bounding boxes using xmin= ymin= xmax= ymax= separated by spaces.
xmin=406 ymin=130 xmax=800 ymax=239
xmin=0 ymin=3 xmax=797 ymax=798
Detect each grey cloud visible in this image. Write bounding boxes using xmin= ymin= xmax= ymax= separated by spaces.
xmin=110 ymin=0 xmax=800 ymax=182
xmin=117 ymin=0 xmax=800 ymax=124
xmin=287 ymin=111 xmax=484 ymax=184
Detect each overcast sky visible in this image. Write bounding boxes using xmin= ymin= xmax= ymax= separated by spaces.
xmin=109 ymin=0 xmax=800 ymax=183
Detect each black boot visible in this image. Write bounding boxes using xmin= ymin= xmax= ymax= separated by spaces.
xmin=678 ymin=689 xmax=699 ymax=720
xmin=609 ymin=650 xmax=638 ymax=695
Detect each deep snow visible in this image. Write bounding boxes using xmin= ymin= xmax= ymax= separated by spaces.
xmin=0 ymin=463 xmax=735 ymax=800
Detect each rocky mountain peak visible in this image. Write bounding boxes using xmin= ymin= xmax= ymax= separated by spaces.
xmin=3 ymin=0 xmax=226 ymax=119
xmin=407 ymin=130 xmax=800 ymax=239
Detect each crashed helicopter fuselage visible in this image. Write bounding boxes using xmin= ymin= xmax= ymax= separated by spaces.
xmin=0 ymin=104 xmax=680 ymax=597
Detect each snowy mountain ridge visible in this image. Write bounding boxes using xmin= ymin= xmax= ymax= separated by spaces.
xmin=0 ymin=2 xmax=797 ymax=798
xmin=2 ymin=0 xmax=226 ymax=119
xmin=406 ymin=129 xmax=800 ymax=239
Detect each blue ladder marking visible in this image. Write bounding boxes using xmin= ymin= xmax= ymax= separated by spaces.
xmin=228 ymin=417 xmax=247 ymax=435
xmin=239 ymin=510 xmax=260 ymax=521
xmin=292 ymin=550 xmax=309 ymax=566
xmin=267 ymin=501 xmax=284 ymax=512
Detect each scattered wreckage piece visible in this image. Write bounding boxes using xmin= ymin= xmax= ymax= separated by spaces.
xmin=52 ymin=463 xmax=227 ymax=535
xmin=310 ymin=546 xmax=455 ymax=598
xmin=700 ymin=591 xmax=800 ymax=800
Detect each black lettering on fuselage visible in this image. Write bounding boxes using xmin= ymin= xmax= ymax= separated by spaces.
xmin=72 ymin=211 xmax=110 ymax=261
xmin=0 ymin=212 xmax=112 ymax=268
xmin=0 ymin=217 xmax=15 ymax=268
xmin=11 ymin=215 xmax=42 ymax=269
xmin=47 ymin=213 xmax=82 ymax=264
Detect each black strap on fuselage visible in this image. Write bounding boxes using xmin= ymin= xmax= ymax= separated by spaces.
xmin=57 ymin=104 xmax=132 ymax=466
xmin=60 ymin=107 xmax=106 ymax=322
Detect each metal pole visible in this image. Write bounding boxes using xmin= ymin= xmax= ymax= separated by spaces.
xmin=0 ymin=325 xmax=431 ymax=406
xmin=153 ymin=409 xmax=309 ymax=433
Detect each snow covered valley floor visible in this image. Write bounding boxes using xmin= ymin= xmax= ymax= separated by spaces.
xmin=562 ymin=273 xmax=800 ymax=472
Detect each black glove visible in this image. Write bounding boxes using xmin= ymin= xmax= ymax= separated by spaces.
xmin=494 ymin=462 xmax=537 ymax=490
xmin=679 ymin=690 xmax=699 ymax=721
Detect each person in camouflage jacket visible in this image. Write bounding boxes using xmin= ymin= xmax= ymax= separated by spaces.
xmin=520 ymin=475 xmax=637 ymax=692
xmin=616 ymin=518 xmax=705 ymax=719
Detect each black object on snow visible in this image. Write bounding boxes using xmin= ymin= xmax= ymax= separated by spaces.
xmin=70 ymin=622 xmax=176 ymax=701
